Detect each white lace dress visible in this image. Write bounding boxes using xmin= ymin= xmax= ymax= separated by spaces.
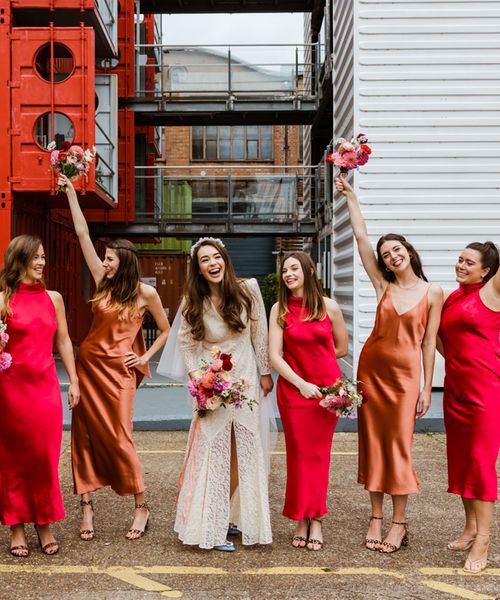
xmin=175 ymin=278 xmax=273 ymax=549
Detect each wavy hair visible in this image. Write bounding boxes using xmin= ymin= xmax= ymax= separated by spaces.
xmin=0 ymin=235 xmax=45 ymax=318
xmin=376 ymin=233 xmax=428 ymax=282
xmin=466 ymin=241 xmax=499 ymax=282
xmin=91 ymin=239 xmax=141 ymax=320
xmin=183 ymin=239 xmax=254 ymax=341
xmin=277 ymin=252 xmax=326 ymax=328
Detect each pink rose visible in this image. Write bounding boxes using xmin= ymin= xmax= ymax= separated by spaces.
xmin=342 ymin=151 xmax=358 ymax=170
xmin=211 ymin=358 xmax=223 ymax=372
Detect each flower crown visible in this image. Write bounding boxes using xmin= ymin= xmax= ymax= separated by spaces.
xmin=190 ymin=237 xmax=225 ymax=258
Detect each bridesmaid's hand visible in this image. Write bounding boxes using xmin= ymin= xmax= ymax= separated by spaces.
xmin=416 ymin=389 xmax=431 ymax=417
xmin=260 ymin=374 xmax=274 ymax=396
xmin=335 ymin=174 xmax=354 ymax=197
xmin=124 ymin=351 xmax=147 ymax=368
xmin=57 ymin=173 xmax=74 ymax=192
xmin=298 ymin=381 xmax=322 ymax=399
xmin=68 ymin=381 xmax=80 ymax=409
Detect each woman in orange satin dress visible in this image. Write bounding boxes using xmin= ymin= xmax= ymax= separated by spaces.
xmin=60 ymin=174 xmax=170 ymax=541
xmin=336 ymin=175 xmax=443 ymax=553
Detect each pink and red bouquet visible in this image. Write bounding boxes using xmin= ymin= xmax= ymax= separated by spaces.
xmin=187 ymin=346 xmax=253 ymax=417
xmin=319 ymin=376 xmax=364 ymax=419
xmin=0 ymin=319 xmax=12 ymax=373
xmin=47 ymin=140 xmax=96 ymax=192
xmin=326 ymin=133 xmax=372 ymax=174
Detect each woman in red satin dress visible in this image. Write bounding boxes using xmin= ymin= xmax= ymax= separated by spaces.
xmin=0 ymin=235 xmax=80 ymax=557
xmin=336 ymin=175 xmax=443 ymax=554
xmin=60 ymin=174 xmax=170 ymax=541
xmin=269 ymin=252 xmax=348 ymax=551
xmin=438 ymin=241 xmax=500 ymax=573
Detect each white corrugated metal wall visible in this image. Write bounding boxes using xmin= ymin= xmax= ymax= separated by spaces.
xmin=333 ymin=0 xmax=500 ymax=377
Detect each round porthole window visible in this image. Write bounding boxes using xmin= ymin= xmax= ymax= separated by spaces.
xmin=34 ymin=43 xmax=75 ymax=83
xmin=34 ymin=112 xmax=74 ymax=150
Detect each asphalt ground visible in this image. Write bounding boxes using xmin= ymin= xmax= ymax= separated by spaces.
xmin=1 ymin=431 xmax=498 ymax=600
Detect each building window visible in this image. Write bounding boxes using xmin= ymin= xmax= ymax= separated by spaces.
xmin=192 ymin=126 xmax=273 ymax=161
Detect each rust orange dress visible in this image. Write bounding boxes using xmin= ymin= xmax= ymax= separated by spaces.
xmin=357 ymin=284 xmax=430 ymax=495
xmin=71 ymin=298 xmax=150 ymax=496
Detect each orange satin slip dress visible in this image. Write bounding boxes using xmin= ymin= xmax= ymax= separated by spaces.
xmin=71 ymin=298 xmax=150 ymax=496
xmin=357 ymin=284 xmax=430 ymax=495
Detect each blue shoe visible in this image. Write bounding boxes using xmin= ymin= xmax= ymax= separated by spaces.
xmin=213 ymin=540 xmax=235 ymax=552
xmin=227 ymin=525 xmax=241 ymax=537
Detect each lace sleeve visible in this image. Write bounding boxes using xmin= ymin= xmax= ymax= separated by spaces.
xmin=246 ymin=278 xmax=271 ymax=375
xmin=178 ymin=308 xmax=202 ymax=374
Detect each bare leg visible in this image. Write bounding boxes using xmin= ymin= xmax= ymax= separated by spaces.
xmin=365 ymin=491 xmax=384 ymax=550
xmin=10 ymin=524 xmax=29 ymax=557
xmin=126 ymin=491 xmax=150 ymax=540
xmin=448 ymin=497 xmax=477 ymax=550
xmin=79 ymin=492 xmax=94 ymax=540
xmin=379 ymin=494 xmax=408 ymax=553
xmin=464 ymin=499 xmax=493 ymax=571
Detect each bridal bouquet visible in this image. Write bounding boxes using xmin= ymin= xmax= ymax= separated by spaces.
xmin=0 ymin=319 xmax=12 ymax=373
xmin=187 ymin=346 xmax=253 ymax=418
xmin=319 ymin=377 xmax=364 ymax=419
xmin=326 ymin=133 xmax=372 ymax=174
xmin=47 ymin=141 xmax=96 ymax=192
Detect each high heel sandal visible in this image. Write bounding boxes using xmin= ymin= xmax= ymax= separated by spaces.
xmin=79 ymin=499 xmax=95 ymax=541
xmin=365 ymin=516 xmax=383 ymax=551
xmin=291 ymin=518 xmax=309 ymax=549
xmin=34 ymin=525 xmax=59 ymax=556
xmin=126 ymin=502 xmax=150 ymax=540
xmin=447 ymin=536 xmax=475 ymax=552
xmin=463 ymin=533 xmax=489 ymax=574
xmin=306 ymin=517 xmax=323 ymax=551
xmin=379 ymin=521 xmax=408 ymax=554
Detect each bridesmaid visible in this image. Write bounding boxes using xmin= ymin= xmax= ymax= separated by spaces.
xmin=438 ymin=241 xmax=499 ymax=573
xmin=0 ymin=235 xmax=80 ymax=557
xmin=59 ymin=174 xmax=170 ymax=541
xmin=269 ymin=252 xmax=348 ymax=551
xmin=336 ymin=175 xmax=443 ymax=553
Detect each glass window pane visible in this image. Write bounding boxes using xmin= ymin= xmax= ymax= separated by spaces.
xmin=206 ymin=140 xmax=217 ymax=160
xmin=220 ymin=138 xmax=231 ymax=160
xmin=246 ymin=125 xmax=258 ymax=140
xmin=260 ymin=126 xmax=272 ymax=159
xmin=192 ymin=138 xmax=203 ymax=159
xmin=206 ymin=126 xmax=217 ymax=140
xmin=247 ymin=140 xmax=258 ymax=160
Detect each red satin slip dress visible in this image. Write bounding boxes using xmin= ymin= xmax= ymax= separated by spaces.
xmin=439 ymin=282 xmax=500 ymax=501
xmin=277 ymin=296 xmax=341 ymax=520
xmin=0 ymin=282 xmax=65 ymax=525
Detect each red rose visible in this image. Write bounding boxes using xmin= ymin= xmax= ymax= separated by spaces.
xmin=325 ymin=153 xmax=335 ymax=164
xmin=220 ymin=353 xmax=233 ymax=371
xmin=59 ymin=151 xmax=67 ymax=161
xmin=59 ymin=141 xmax=71 ymax=151
xmin=360 ymin=144 xmax=372 ymax=155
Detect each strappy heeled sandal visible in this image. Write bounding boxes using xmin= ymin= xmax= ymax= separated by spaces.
xmin=291 ymin=519 xmax=309 ymax=549
xmin=10 ymin=544 xmax=29 ymax=558
xmin=126 ymin=502 xmax=150 ymax=540
xmin=79 ymin=499 xmax=95 ymax=541
xmin=447 ymin=536 xmax=475 ymax=551
xmin=365 ymin=515 xmax=383 ymax=551
xmin=34 ymin=525 xmax=59 ymax=556
xmin=463 ymin=533 xmax=489 ymax=573
xmin=306 ymin=517 xmax=324 ymax=551
xmin=379 ymin=521 xmax=409 ymax=554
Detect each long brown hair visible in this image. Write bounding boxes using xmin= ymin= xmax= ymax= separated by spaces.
xmin=91 ymin=239 xmax=141 ymax=320
xmin=466 ymin=241 xmax=499 ymax=282
xmin=183 ymin=239 xmax=254 ymax=341
xmin=376 ymin=233 xmax=428 ymax=282
xmin=0 ymin=235 xmax=45 ymax=318
xmin=277 ymin=252 xmax=326 ymax=328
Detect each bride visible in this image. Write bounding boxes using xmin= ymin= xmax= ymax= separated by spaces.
xmin=159 ymin=237 xmax=274 ymax=551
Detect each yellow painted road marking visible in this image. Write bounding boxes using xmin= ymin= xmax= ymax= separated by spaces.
xmin=243 ymin=567 xmax=403 ymax=578
xmin=107 ymin=568 xmax=182 ymax=598
xmin=137 ymin=567 xmax=228 ymax=575
xmin=421 ymin=580 xmax=496 ymax=600
xmin=421 ymin=568 xmax=500 ymax=576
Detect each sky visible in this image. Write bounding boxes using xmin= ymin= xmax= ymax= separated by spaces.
xmin=163 ymin=13 xmax=304 ymax=64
